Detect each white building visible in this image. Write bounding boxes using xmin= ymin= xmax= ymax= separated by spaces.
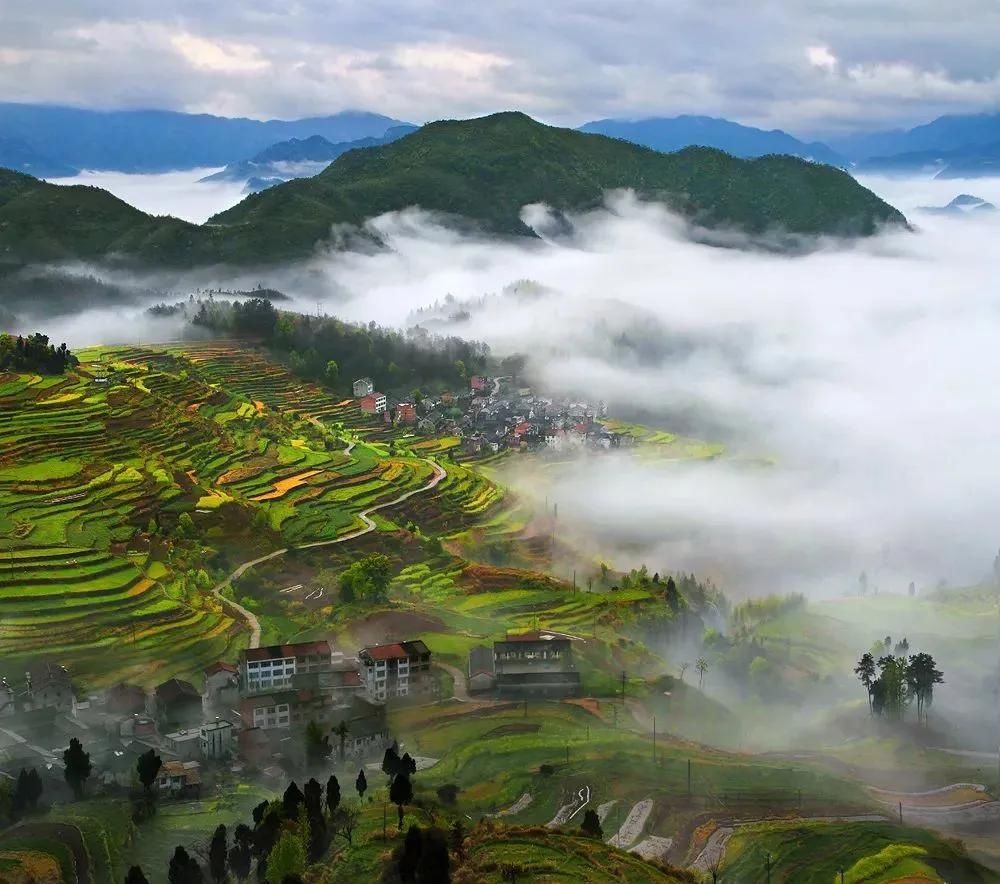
xmin=353 ymin=377 xmax=374 ymax=397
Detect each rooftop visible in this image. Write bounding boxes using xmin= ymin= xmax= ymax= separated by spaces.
xmin=361 ymin=643 xmax=407 ymax=661
xmin=242 ymin=640 xmax=331 ymax=663
xmin=156 ymin=678 xmax=200 ymax=702
xmin=204 ymin=661 xmax=238 ymax=676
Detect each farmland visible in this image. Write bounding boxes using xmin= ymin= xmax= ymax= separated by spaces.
xmin=0 ymin=341 xmax=507 ymax=686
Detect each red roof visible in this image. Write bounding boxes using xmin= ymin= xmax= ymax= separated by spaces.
xmin=362 ymin=643 xmax=408 ymax=661
xmin=204 ymin=661 xmax=237 ymax=675
xmin=340 ymin=671 xmax=363 ymax=686
xmin=243 ymin=641 xmax=331 ymax=663
xmin=514 ymin=421 xmax=532 ymax=435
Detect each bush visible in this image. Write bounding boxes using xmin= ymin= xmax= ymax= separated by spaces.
xmin=436 ymin=784 xmax=460 ymax=806
xmin=538 ymin=764 xmax=555 ymax=777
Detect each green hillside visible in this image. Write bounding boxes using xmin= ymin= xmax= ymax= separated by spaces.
xmin=213 ymin=111 xmax=906 ymax=254
xmin=0 ymin=113 xmax=906 ymax=271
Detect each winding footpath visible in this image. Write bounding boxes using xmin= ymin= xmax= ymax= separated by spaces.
xmin=211 ymin=454 xmax=446 ymax=649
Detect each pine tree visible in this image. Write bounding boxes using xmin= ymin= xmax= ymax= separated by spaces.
xmin=63 ymin=737 xmax=92 ymax=800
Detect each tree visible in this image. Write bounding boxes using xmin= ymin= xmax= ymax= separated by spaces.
xmin=858 ymin=571 xmax=868 ymax=595
xmin=399 ymin=825 xmax=423 ymax=881
xmin=908 ymin=581 xmax=916 ymax=597
xmin=303 ymin=778 xmax=323 ymax=820
xmin=907 ymin=652 xmax=944 ymax=725
xmin=696 ymin=657 xmax=708 ymax=689
xmin=339 ymin=554 xmax=393 ymax=602
xmin=305 ymin=721 xmax=332 ymax=766
xmin=267 ymin=830 xmax=305 ymax=883
xmin=355 ymin=769 xmax=367 ymax=800
xmin=664 ymin=576 xmax=682 ymax=613
xmin=382 ymin=745 xmax=401 ymax=779
xmin=390 ymin=773 xmax=414 ymax=830
xmin=125 ymin=867 xmax=150 ymax=884
xmin=208 ymin=825 xmax=228 ymax=884
xmin=63 ymin=737 xmax=92 ymax=800
xmin=876 ymin=655 xmax=909 ymax=720
xmin=13 ymin=767 xmax=41 ymax=816
xmin=332 ymin=806 xmax=360 ymax=845
xmin=416 ymin=827 xmax=450 ymax=883
xmin=580 ymin=808 xmax=603 ymax=839
xmin=137 ymin=749 xmax=162 ymax=795
xmin=282 ymin=781 xmax=304 ymax=820
xmin=332 ymin=721 xmax=349 ymax=763
xmin=400 ymin=752 xmax=417 ymax=776
xmin=894 ymin=637 xmax=910 ymax=657
xmin=324 ymin=360 xmax=339 ymax=387
xmin=854 ymin=652 xmax=876 ymax=713
xmin=678 ymin=662 xmax=690 ymax=683
xmin=321 ymin=775 xmax=340 ymax=819
xmin=228 ymin=825 xmax=253 ymax=883
xmin=176 ymin=512 xmax=196 ymax=539
xmin=168 ymin=846 xmax=203 ymax=884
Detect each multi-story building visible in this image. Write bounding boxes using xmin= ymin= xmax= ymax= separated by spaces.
xmin=394 ymin=402 xmax=417 ymax=425
xmin=353 ymin=377 xmax=374 ymax=398
xmin=493 ymin=631 xmax=580 ymax=698
xmin=358 ymin=640 xmax=433 ymax=702
xmin=200 ymin=719 xmax=234 ymax=759
xmin=238 ymin=641 xmax=339 ymax=731
xmin=360 ymin=392 xmax=387 ymax=415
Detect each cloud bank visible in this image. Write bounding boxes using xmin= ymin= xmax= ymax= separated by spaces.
xmin=289 ymin=181 xmax=1000 ymax=596
xmin=5 ymin=2 xmax=1000 ymax=132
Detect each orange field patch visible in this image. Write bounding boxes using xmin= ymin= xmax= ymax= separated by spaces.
xmin=252 ymin=469 xmax=325 ymax=501
xmin=217 ymin=464 xmax=268 ymax=485
xmin=253 ymin=399 xmax=265 ymax=414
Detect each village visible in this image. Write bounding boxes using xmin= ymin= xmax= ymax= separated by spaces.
xmin=353 ymin=374 xmax=632 ymax=455
xmin=0 ymin=629 xmax=582 ymax=805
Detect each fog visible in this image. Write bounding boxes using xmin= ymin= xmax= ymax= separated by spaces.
xmin=23 ymin=170 xmax=1000 ymax=599
xmin=45 ymin=168 xmax=247 ymax=224
xmin=300 ymin=180 xmax=1000 ymax=597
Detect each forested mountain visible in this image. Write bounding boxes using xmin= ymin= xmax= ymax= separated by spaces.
xmin=0 ymin=136 xmax=78 ymax=178
xmin=0 ymin=103 xmax=409 ymax=172
xmin=579 ymin=115 xmax=843 ymax=165
xmin=830 ymin=111 xmax=1000 ymax=162
xmin=0 ymin=112 xmax=906 ymax=273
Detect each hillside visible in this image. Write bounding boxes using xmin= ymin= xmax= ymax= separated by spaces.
xmin=0 ymin=137 xmax=78 ymax=178
xmin=580 ymin=114 xmax=844 ymax=165
xmin=212 ymin=112 xmax=905 ymax=252
xmin=0 ymin=113 xmax=907 ymax=271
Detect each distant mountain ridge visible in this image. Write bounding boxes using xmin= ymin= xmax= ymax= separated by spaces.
xmin=579 ymin=115 xmax=844 ymax=166
xmin=0 ymin=112 xmax=906 ymax=273
xmin=830 ymin=112 xmax=1000 ymax=162
xmin=0 ymin=137 xmax=78 ymax=178
xmin=200 ymin=126 xmax=419 ymax=186
xmin=0 ymin=103 xmax=411 ymax=173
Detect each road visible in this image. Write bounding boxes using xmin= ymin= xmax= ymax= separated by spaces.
xmin=211 ymin=457 xmax=446 ymax=649
xmin=433 ymin=660 xmax=472 ymax=701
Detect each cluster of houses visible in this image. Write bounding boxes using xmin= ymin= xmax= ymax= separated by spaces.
xmin=0 ymin=638 xmax=438 ymax=800
xmin=352 ymin=374 xmax=631 ymax=456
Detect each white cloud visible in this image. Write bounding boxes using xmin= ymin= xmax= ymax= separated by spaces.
xmin=806 ymin=45 xmax=838 ymax=71
xmin=170 ymin=32 xmax=270 ymax=74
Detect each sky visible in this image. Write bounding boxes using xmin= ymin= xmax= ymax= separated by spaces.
xmin=4 ymin=2 xmax=1000 ymax=135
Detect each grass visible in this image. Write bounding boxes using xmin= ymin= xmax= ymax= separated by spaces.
xmin=720 ymin=819 xmax=998 ymax=884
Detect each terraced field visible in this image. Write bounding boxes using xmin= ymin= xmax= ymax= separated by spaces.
xmin=0 ymin=341 xmax=507 ymax=686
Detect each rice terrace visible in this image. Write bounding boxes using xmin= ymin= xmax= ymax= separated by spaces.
xmin=3 ymin=19 xmax=1000 ymax=879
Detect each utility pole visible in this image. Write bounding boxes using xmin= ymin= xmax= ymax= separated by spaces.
xmin=383 ymin=800 xmax=387 ymax=840
xmin=687 ymin=759 xmax=692 ymax=797
xmin=621 ymin=671 xmax=626 ymax=703
xmin=898 ymin=801 xmax=903 ymax=824
xmin=652 ymin=716 xmax=656 ymax=764
xmin=765 ymin=853 xmax=772 ymax=884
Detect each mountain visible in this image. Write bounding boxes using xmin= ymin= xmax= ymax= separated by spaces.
xmin=0 ymin=103 xmax=411 ymax=172
xmin=579 ymin=115 xmax=844 ymax=165
xmin=917 ymin=193 xmax=996 ymax=214
xmin=200 ymin=125 xmax=418 ymax=185
xmin=0 ymin=137 xmax=78 ymax=178
xmin=212 ymin=112 xmax=903 ymax=252
xmin=0 ymin=112 xmax=907 ymax=272
xmin=830 ymin=112 xmax=1000 ymax=162
xmin=859 ymin=140 xmax=1000 ymax=178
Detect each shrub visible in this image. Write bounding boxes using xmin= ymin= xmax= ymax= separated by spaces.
xmin=437 ymin=784 xmax=460 ymax=806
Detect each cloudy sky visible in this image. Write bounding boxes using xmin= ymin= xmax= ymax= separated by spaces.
xmin=3 ymin=1 xmax=1000 ymax=134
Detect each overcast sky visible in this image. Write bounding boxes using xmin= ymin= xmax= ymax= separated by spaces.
xmin=3 ymin=1 xmax=1000 ymax=134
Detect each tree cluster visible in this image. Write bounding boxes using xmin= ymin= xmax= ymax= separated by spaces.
xmin=181 ymin=298 xmax=489 ymax=396
xmin=0 ymin=332 xmax=78 ymax=374
xmin=855 ymin=640 xmax=944 ymax=724
xmin=339 ymin=553 xmax=393 ymax=603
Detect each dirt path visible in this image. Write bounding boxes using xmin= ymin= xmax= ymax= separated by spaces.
xmin=211 ymin=457 xmax=446 ymax=649
xmin=494 ymin=792 xmax=533 ymax=817
xmin=597 ymin=800 xmax=618 ymax=823
xmin=629 ymin=835 xmax=674 ymax=862
xmin=433 ymin=660 xmax=472 ymax=701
